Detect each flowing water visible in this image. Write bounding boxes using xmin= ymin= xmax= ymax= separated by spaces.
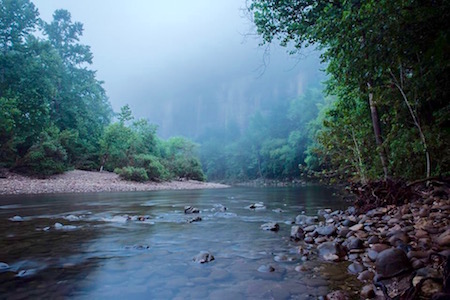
xmin=0 ymin=186 xmax=360 ymax=299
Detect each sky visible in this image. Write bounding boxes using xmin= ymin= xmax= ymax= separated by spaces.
xmin=33 ymin=0 xmax=325 ymax=138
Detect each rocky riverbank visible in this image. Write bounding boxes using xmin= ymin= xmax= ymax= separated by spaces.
xmin=0 ymin=169 xmax=229 ymax=195
xmin=285 ymin=181 xmax=450 ymax=299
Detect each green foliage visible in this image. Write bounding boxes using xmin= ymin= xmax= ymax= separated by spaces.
xmin=115 ymin=166 xmax=148 ymax=182
xmin=133 ymin=154 xmax=170 ymax=181
xmin=14 ymin=127 xmax=68 ymax=176
xmin=249 ymin=0 xmax=450 ymax=181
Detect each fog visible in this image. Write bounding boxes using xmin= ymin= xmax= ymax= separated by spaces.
xmin=33 ymin=0 xmax=325 ymax=138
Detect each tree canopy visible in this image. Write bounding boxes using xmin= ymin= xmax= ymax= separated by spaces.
xmin=249 ymin=0 xmax=450 ymax=181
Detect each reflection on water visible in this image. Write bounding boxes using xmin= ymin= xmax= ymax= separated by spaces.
xmin=0 ymin=186 xmax=360 ymax=299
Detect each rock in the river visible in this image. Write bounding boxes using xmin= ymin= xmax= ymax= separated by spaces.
xmin=187 ymin=216 xmax=202 ymax=223
xmin=184 ymin=206 xmax=200 ymax=214
xmin=317 ymin=242 xmax=346 ymax=261
xmin=246 ymin=202 xmax=266 ymax=210
xmin=375 ymin=248 xmax=411 ymax=279
xmin=290 ymin=225 xmax=305 ymax=241
xmin=358 ymin=270 xmax=375 ymax=282
xmin=0 ymin=262 xmax=10 ymax=271
xmin=9 ymin=215 xmax=23 ymax=222
xmin=257 ymin=265 xmax=275 ymax=273
xmin=261 ymin=222 xmax=280 ymax=231
xmin=193 ymin=251 xmax=215 ymax=263
xmin=315 ymin=225 xmax=337 ymax=237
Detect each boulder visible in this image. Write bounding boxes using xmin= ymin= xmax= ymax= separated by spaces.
xmin=290 ymin=225 xmax=304 ymax=241
xmin=375 ymin=248 xmax=411 ymax=279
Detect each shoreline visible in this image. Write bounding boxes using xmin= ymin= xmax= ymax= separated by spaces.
xmin=0 ymin=169 xmax=229 ymax=195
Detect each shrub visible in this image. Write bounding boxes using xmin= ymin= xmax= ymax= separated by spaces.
xmin=115 ymin=166 xmax=148 ymax=182
xmin=133 ymin=154 xmax=170 ymax=181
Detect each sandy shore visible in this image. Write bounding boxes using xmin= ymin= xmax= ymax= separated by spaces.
xmin=0 ymin=170 xmax=229 ymax=195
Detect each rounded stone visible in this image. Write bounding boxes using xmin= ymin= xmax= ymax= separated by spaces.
xmin=348 ymin=262 xmax=365 ymax=275
xmin=257 ymin=265 xmax=275 ymax=273
xmin=375 ymin=248 xmax=411 ymax=279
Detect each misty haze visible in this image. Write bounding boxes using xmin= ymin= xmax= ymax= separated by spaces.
xmin=1 ymin=1 xmax=448 ymax=299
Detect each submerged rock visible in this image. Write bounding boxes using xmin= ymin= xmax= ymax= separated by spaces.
xmin=257 ymin=265 xmax=275 ymax=273
xmin=187 ymin=216 xmax=202 ymax=223
xmin=295 ymin=214 xmax=318 ymax=225
xmin=184 ymin=206 xmax=200 ymax=214
xmin=261 ymin=222 xmax=280 ymax=231
xmin=193 ymin=251 xmax=215 ymax=263
xmin=9 ymin=215 xmax=23 ymax=222
xmin=246 ymin=202 xmax=266 ymax=210
xmin=0 ymin=262 xmax=10 ymax=271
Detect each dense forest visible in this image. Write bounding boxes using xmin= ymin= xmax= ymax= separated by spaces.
xmin=0 ymin=0 xmax=204 ymax=182
xmin=247 ymin=0 xmax=449 ymax=183
xmin=1 ymin=0 xmax=449 ymax=184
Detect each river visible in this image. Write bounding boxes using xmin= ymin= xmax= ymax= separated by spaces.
xmin=0 ymin=186 xmax=361 ymax=299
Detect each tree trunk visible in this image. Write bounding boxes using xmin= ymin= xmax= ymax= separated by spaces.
xmin=367 ymin=82 xmax=389 ymax=180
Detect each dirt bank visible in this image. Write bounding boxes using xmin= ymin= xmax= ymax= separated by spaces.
xmin=0 ymin=170 xmax=229 ymax=195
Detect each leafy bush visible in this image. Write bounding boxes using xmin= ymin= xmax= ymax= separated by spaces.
xmin=14 ymin=127 xmax=68 ymax=177
xmin=133 ymin=154 xmax=170 ymax=181
xmin=115 ymin=166 xmax=148 ymax=182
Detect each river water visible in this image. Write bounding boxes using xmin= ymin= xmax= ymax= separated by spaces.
xmin=0 ymin=186 xmax=360 ymax=299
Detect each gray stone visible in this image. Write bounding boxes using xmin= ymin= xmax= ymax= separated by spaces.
xmin=295 ymin=214 xmax=318 ymax=225
xmin=315 ymin=225 xmax=336 ymax=237
xmin=348 ymin=262 xmax=365 ymax=274
xmin=193 ymin=251 xmax=215 ymax=263
xmin=317 ymin=242 xmax=346 ymax=261
xmin=261 ymin=222 xmax=279 ymax=231
xmin=375 ymin=248 xmax=411 ymax=279
xmin=257 ymin=265 xmax=275 ymax=273
xmin=290 ymin=225 xmax=305 ymax=240
xmin=184 ymin=206 xmax=200 ymax=214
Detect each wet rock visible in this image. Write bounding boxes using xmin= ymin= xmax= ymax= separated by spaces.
xmin=0 ymin=262 xmax=10 ymax=271
xmin=315 ymin=236 xmax=327 ymax=244
xmin=295 ymin=214 xmax=318 ymax=225
xmin=246 ymin=202 xmax=266 ymax=210
xmin=257 ymin=265 xmax=275 ymax=273
xmin=9 ymin=215 xmax=23 ymax=222
xmin=387 ymin=231 xmax=410 ymax=246
xmin=261 ymin=222 xmax=279 ymax=232
xmin=64 ymin=215 xmax=80 ymax=221
xmin=358 ymin=270 xmax=375 ymax=282
xmin=318 ymin=242 xmax=346 ymax=261
xmin=272 ymin=208 xmax=284 ymax=213
xmin=187 ymin=216 xmax=202 ymax=223
xmin=360 ymin=284 xmax=375 ymax=299
xmin=193 ymin=251 xmax=214 ymax=263
xmin=348 ymin=262 xmax=365 ymax=274
xmin=315 ymin=225 xmax=337 ymax=237
xmin=290 ymin=225 xmax=304 ymax=241
xmin=375 ymin=248 xmax=411 ymax=279
xmin=54 ymin=222 xmax=77 ymax=230
xmin=184 ymin=206 xmax=200 ymax=214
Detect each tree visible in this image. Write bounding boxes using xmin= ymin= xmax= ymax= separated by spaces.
xmin=249 ymin=0 xmax=450 ymax=181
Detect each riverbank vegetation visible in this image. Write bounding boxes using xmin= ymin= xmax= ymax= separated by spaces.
xmin=247 ymin=0 xmax=449 ymax=183
xmin=0 ymin=0 xmax=204 ymax=181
